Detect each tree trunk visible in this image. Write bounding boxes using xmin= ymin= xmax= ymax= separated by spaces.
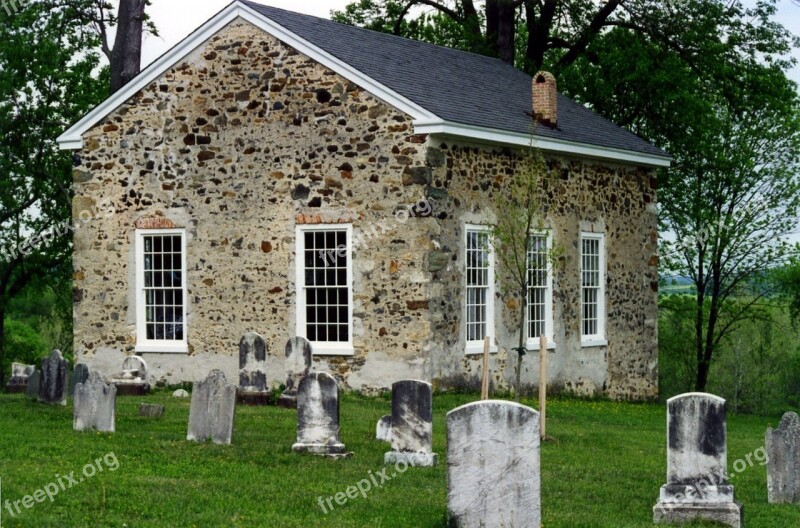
xmin=110 ymin=0 xmax=146 ymax=94
xmin=515 ymin=289 xmax=527 ymax=402
xmin=486 ymin=0 xmax=517 ymax=64
xmin=525 ymin=0 xmax=557 ymax=73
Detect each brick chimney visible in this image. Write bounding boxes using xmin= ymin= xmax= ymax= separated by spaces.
xmin=532 ymin=71 xmax=557 ymax=128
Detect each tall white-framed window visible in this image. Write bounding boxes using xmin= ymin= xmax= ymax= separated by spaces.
xmin=295 ymin=224 xmax=354 ymax=356
xmin=465 ymin=224 xmax=495 ymax=354
xmin=135 ymin=229 xmax=188 ymax=353
xmin=580 ymin=232 xmax=606 ymax=346
xmin=526 ymin=232 xmax=554 ymax=349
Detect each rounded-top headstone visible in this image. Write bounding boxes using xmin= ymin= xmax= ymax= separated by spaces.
xmin=39 ymin=349 xmax=68 ymax=406
xmin=666 ymin=392 xmax=727 ymax=485
xmin=766 ymin=411 xmax=800 ymax=504
xmin=121 ymin=355 xmax=148 ymax=382
xmin=239 ymin=331 xmax=268 ymax=391
xmin=74 ymin=371 xmax=117 ymax=433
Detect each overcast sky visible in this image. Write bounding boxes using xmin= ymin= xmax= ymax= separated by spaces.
xmin=140 ymin=0 xmax=800 ymax=86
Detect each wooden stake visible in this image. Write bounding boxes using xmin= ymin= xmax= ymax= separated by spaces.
xmin=481 ymin=336 xmax=490 ymax=400
xmin=539 ymin=334 xmax=547 ymax=438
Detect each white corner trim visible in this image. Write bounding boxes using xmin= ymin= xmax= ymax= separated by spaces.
xmin=413 ymin=119 xmax=672 ymax=168
xmin=57 ymin=1 xmax=438 ymax=150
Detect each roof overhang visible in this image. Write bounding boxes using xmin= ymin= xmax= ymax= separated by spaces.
xmin=57 ymin=0 xmax=670 ymax=169
xmin=412 ymin=120 xmax=672 ymax=168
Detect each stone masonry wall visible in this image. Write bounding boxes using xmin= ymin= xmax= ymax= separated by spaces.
xmin=72 ymin=19 xmax=436 ymax=389
xmin=421 ymin=141 xmax=659 ymax=401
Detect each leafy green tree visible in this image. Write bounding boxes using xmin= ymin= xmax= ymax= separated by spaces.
xmin=3 ymin=320 xmax=46 ymax=371
xmin=0 ymin=0 xmax=107 ymax=387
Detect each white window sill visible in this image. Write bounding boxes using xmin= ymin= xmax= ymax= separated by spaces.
xmin=135 ymin=343 xmax=188 ymax=354
xmin=465 ymin=343 xmax=499 ymax=355
xmin=526 ymin=340 xmax=557 ymax=351
xmin=581 ymin=338 xmax=608 ymax=348
xmin=310 ymin=343 xmax=355 ymax=356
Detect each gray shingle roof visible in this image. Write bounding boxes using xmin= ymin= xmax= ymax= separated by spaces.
xmin=243 ymin=1 xmax=668 ymax=160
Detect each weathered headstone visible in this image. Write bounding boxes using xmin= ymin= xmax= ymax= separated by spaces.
xmin=111 ymin=355 xmax=150 ymax=396
xmin=292 ymin=372 xmax=349 ymax=457
xmin=139 ymin=403 xmax=165 ymax=419
xmin=73 ymin=371 xmax=116 ymax=433
xmin=653 ymin=393 xmax=742 ymax=528
xmin=237 ymin=332 xmax=270 ymax=405
xmin=187 ymin=370 xmax=236 ymax=445
xmin=39 ymin=349 xmax=68 ymax=406
xmin=70 ymin=363 xmax=90 ymax=397
xmin=172 ymin=389 xmax=189 ymax=398
xmin=25 ymin=370 xmax=40 ymax=400
xmin=277 ymin=337 xmax=312 ymax=409
xmin=384 ymin=380 xmax=437 ymax=466
xmin=376 ymin=415 xmax=392 ymax=442
xmin=7 ymin=363 xmax=34 ymax=394
xmin=446 ymin=400 xmax=541 ymax=528
xmin=766 ymin=411 xmax=800 ymax=504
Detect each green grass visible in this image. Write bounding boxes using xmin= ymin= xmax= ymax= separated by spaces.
xmin=0 ymin=392 xmax=797 ymax=527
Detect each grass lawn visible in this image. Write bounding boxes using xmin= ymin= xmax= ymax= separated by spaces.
xmin=0 ymin=391 xmax=798 ymax=527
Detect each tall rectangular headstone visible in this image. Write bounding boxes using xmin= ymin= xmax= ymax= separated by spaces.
xmin=237 ymin=332 xmax=270 ymax=405
xmin=653 ymin=392 xmax=742 ymax=527
xmin=74 ymin=371 xmax=117 ymax=433
xmin=7 ymin=363 xmax=34 ymax=393
xmin=384 ymin=380 xmax=437 ymax=467
xmin=292 ymin=372 xmax=348 ymax=457
xmin=278 ymin=337 xmax=312 ymax=409
xmin=39 ymin=349 xmax=68 ymax=406
xmin=766 ymin=411 xmax=800 ymax=504
xmin=187 ymin=370 xmax=236 ymax=445
xmin=446 ymin=400 xmax=541 ymax=528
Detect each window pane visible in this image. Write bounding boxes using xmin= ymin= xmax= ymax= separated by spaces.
xmin=141 ymin=233 xmax=185 ymax=343
xmin=301 ymin=228 xmax=351 ymax=344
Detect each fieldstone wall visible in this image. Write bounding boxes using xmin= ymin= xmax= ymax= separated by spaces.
xmin=422 ymin=141 xmax=658 ymax=401
xmin=71 ymin=17 xmax=658 ymax=400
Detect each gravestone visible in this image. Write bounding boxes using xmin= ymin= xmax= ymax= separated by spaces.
xmin=237 ymin=332 xmax=270 ymax=405
xmin=766 ymin=411 xmax=800 ymax=504
xmin=69 ymin=363 xmax=90 ymax=397
xmin=139 ymin=403 xmax=165 ymax=419
xmin=73 ymin=371 xmax=116 ymax=433
xmin=277 ymin=337 xmax=312 ymax=409
xmin=376 ymin=415 xmax=392 ymax=442
xmin=25 ymin=370 xmax=40 ymax=400
xmin=446 ymin=400 xmax=541 ymax=528
xmin=172 ymin=389 xmax=189 ymax=398
xmin=111 ymin=355 xmax=150 ymax=396
xmin=187 ymin=370 xmax=236 ymax=445
xmin=292 ymin=372 xmax=349 ymax=457
xmin=653 ymin=393 xmax=742 ymax=528
xmin=7 ymin=363 xmax=35 ymax=393
xmin=39 ymin=349 xmax=68 ymax=406
xmin=384 ymin=380 xmax=437 ymax=466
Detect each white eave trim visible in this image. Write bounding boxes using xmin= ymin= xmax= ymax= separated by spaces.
xmin=413 ymin=119 xmax=672 ymax=168
xmin=56 ymin=1 xmax=438 ymax=150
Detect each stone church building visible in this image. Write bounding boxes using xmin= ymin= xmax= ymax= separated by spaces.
xmin=58 ymin=1 xmax=669 ymax=400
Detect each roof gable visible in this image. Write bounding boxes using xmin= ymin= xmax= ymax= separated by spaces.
xmin=57 ymin=0 xmax=670 ymax=167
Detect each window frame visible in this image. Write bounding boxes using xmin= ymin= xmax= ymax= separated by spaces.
xmin=295 ymin=223 xmax=355 ymax=356
xmin=526 ymin=231 xmax=556 ymax=351
xmin=464 ymin=224 xmax=496 ymax=355
xmin=580 ymin=232 xmax=607 ymax=347
xmin=135 ymin=228 xmax=189 ymax=354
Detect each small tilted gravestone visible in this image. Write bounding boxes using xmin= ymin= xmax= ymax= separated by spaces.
xmin=237 ymin=331 xmax=270 ymax=405
xmin=172 ymin=389 xmax=189 ymax=398
xmin=766 ymin=411 xmax=800 ymax=504
xmin=25 ymin=370 xmax=40 ymax=400
xmin=292 ymin=372 xmax=349 ymax=457
xmin=39 ymin=349 xmax=68 ymax=406
xmin=7 ymin=363 xmax=35 ymax=394
xmin=277 ymin=337 xmax=312 ymax=409
xmin=111 ymin=356 xmax=150 ymax=396
xmin=139 ymin=403 xmax=165 ymax=419
xmin=73 ymin=371 xmax=116 ymax=433
xmin=187 ymin=370 xmax=236 ymax=445
xmin=376 ymin=415 xmax=392 ymax=442
xmin=384 ymin=380 xmax=437 ymax=467
xmin=69 ymin=363 xmax=90 ymax=397
xmin=446 ymin=400 xmax=541 ymax=528
xmin=653 ymin=392 xmax=742 ymax=528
